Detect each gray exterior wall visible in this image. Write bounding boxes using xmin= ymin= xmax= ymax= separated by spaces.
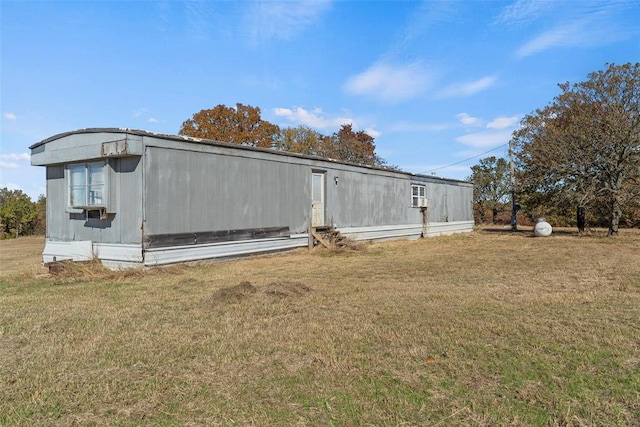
xmin=327 ymin=168 xmax=413 ymax=228
xmin=421 ymin=179 xmax=473 ymax=223
xmin=141 ymin=135 xmax=472 ymax=236
xmin=31 ymin=129 xmax=473 ymax=266
xmin=144 ymin=145 xmax=311 ymax=236
xmin=142 ymin=140 xmax=417 ymax=236
xmin=43 ymin=157 xmax=143 ymax=244
xmin=31 ymin=131 xmax=144 ymax=166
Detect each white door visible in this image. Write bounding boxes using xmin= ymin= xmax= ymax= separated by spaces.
xmin=311 ymin=172 xmax=325 ymax=227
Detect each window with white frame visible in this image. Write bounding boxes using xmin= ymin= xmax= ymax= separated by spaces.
xmin=68 ymin=161 xmax=106 ymax=208
xmin=411 ymin=184 xmax=426 ymax=207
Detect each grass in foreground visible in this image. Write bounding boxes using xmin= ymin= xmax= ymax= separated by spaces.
xmin=1 ymin=229 xmax=639 ymax=426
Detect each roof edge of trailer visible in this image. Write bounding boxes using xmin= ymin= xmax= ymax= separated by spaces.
xmin=29 ymin=127 xmax=471 ymax=185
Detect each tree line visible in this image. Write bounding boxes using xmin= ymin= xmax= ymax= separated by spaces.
xmin=0 ymin=188 xmax=45 ymax=238
xmin=179 ymin=104 xmax=393 ymax=168
xmin=469 ymin=63 xmax=639 ymax=234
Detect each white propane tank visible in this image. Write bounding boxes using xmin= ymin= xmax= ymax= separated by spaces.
xmin=534 ymin=218 xmax=552 ymax=237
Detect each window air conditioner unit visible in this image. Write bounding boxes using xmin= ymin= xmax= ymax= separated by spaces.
xmin=86 ymin=207 xmax=108 ymax=220
xmin=419 ymin=198 xmax=429 ymax=208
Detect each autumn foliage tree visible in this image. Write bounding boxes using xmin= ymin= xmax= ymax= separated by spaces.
xmin=181 ymin=104 xmax=392 ymax=168
xmin=179 ymin=103 xmax=280 ymax=148
xmin=513 ymin=63 xmax=640 ymax=235
xmin=278 ymin=123 xmax=395 ymax=169
xmin=277 ymin=124 xmax=390 ymax=167
xmin=321 ymin=124 xmax=379 ymax=166
xmin=274 ymin=125 xmax=324 ymax=155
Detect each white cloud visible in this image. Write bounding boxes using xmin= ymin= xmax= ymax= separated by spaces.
xmin=495 ymin=0 xmax=554 ymax=26
xmin=133 ymin=108 xmax=160 ymax=124
xmin=456 ymin=113 xmax=519 ymax=130
xmin=391 ymin=112 xmax=505 ymax=134
xmin=457 ymin=113 xmax=482 ymax=127
xmin=1 ymin=153 xmax=30 ymax=161
xmin=0 ymin=161 xmax=19 ymax=169
xmin=438 ymin=76 xmax=497 ymax=98
xmin=246 ymin=0 xmax=332 ymax=42
xmin=273 ymin=106 xmax=381 ymax=137
xmin=273 ymin=106 xmax=354 ymax=130
xmin=402 ymin=1 xmax=460 ymax=43
xmin=133 ymin=108 xmax=150 ymax=118
xmin=516 ymin=22 xmax=586 ymax=57
xmin=515 ymin=4 xmax=635 ymax=58
xmin=451 ymin=114 xmax=519 ymax=159
xmin=4 ymin=112 xmax=17 ymax=120
xmin=487 ymin=116 xmax=519 ymax=129
xmin=0 ymin=153 xmax=30 ymax=169
xmin=343 ymin=62 xmax=434 ymax=103
xmin=364 ymin=127 xmax=381 ymax=139
xmin=456 ymin=130 xmax=513 ymax=148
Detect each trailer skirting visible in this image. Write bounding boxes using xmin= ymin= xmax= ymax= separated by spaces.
xmin=42 ymin=221 xmax=474 ymax=268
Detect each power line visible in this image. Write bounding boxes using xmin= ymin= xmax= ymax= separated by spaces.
xmin=427 ymin=143 xmax=507 ymax=174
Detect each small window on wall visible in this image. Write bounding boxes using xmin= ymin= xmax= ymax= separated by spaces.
xmin=68 ymin=161 xmax=107 ymax=208
xmin=411 ymin=184 xmax=426 ymax=207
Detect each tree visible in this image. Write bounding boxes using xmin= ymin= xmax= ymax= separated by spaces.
xmin=328 ymin=124 xmax=376 ymax=165
xmin=179 ymin=103 xmax=280 ymax=148
xmin=274 ymin=125 xmax=324 ymax=155
xmin=512 ymin=63 xmax=640 ymax=235
xmin=318 ymin=124 xmax=390 ymax=167
xmin=180 ymin=105 xmax=394 ymax=168
xmin=467 ymin=156 xmax=511 ymax=224
xmin=31 ymin=194 xmax=46 ymax=235
xmin=0 ymin=188 xmax=36 ymax=238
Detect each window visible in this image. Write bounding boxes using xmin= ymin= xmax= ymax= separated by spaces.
xmin=68 ymin=161 xmax=106 ymax=208
xmin=411 ymin=184 xmax=426 ymax=207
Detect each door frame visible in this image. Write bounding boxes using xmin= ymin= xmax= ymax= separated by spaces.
xmin=311 ymin=171 xmax=326 ymax=227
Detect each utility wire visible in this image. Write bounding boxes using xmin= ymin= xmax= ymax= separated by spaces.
xmin=427 ymin=143 xmax=507 ymax=174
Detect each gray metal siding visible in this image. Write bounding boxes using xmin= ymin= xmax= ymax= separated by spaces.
xmin=144 ymin=147 xmax=310 ymax=236
xmin=327 ymin=170 xmax=418 ymax=227
xmin=45 ymin=165 xmax=67 ymax=240
xmin=423 ymin=181 xmax=473 ymax=223
xmin=113 ymin=157 xmax=144 ymax=243
xmin=142 ymin=143 xmax=472 ymax=237
xmin=45 ymin=157 xmax=143 ymax=244
xmin=31 ymin=132 xmax=143 ymax=166
xmin=144 ymin=145 xmax=431 ymax=237
xmin=447 ymin=183 xmax=473 ymax=222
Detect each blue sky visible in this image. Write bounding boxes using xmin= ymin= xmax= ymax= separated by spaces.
xmin=1 ymin=0 xmax=639 ymax=201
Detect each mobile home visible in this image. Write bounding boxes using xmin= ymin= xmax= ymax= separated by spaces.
xmin=30 ymin=128 xmax=473 ymax=268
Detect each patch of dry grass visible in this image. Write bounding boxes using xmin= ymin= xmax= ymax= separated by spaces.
xmin=1 ymin=228 xmax=639 ymax=426
xmin=0 ymin=236 xmax=46 ymax=278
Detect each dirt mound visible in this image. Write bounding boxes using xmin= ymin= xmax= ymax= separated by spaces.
xmin=211 ymin=281 xmax=257 ymax=303
xmin=208 ymin=281 xmax=312 ymax=304
xmin=264 ymin=281 xmax=312 ymax=298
